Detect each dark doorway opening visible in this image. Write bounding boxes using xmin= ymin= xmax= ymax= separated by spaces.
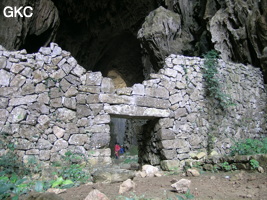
xmin=109 ymin=116 xmax=161 ymax=166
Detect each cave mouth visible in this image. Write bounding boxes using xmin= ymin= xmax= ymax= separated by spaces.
xmin=109 ymin=116 xmax=160 ymax=165
xmin=50 ymin=0 xmax=161 ymax=87
xmin=91 ymin=32 xmax=145 ymax=87
xmin=54 ymin=21 xmax=146 ymax=86
xmin=19 ymin=28 xmax=54 ymax=54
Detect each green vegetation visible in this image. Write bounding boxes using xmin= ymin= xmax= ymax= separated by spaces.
xmin=249 ymin=159 xmax=259 ymax=170
xmin=116 ymin=192 xmax=152 ymax=200
xmin=230 ymin=137 xmax=267 ymax=156
xmin=55 ymin=151 xmax=90 ymax=185
xmin=0 ymin=143 xmax=29 ymax=177
xmin=203 ymin=50 xmax=235 ymax=110
xmin=0 ymin=144 xmax=91 ymax=200
xmin=0 ymin=174 xmax=30 ymax=200
xmin=127 ymin=145 xmax=139 ymax=156
xmin=176 ymin=190 xmax=195 ymax=200
xmin=219 ymin=162 xmax=237 ymax=171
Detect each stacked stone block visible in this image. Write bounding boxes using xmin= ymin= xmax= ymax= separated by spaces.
xmin=0 ymin=43 xmax=112 ymax=164
xmin=0 ymin=44 xmax=266 ymax=166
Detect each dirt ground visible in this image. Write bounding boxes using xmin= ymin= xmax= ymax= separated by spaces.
xmin=58 ymin=170 xmax=267 ymax=200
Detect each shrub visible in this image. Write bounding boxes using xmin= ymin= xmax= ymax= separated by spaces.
xmin=230 ymin=138 xmax=267 ymax=156
xmin=219 ymin=162 xmax=236 ymax=171
xmin=249 ymin=159 xmax=259 ymax=169
xmin=0 ymin=174 xmax=29 ymax=200
xmin=203 ymin=50 xmax=235 ymax=110
xmin=0 ymin=144 xmax=29 ymax=177
xmin=54 ymin=151 xmax=91 ymax=185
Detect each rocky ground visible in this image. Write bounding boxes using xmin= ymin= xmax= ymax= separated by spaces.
xmin=55 ymin=170 xmax=267 ymax=200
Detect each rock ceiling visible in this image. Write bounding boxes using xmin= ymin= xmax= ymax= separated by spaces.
xmin=0 ymin=0 xmax=266 ymax=83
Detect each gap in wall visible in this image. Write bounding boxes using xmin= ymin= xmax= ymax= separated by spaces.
xmin=109 ymin=116 xmax=159 ymax=165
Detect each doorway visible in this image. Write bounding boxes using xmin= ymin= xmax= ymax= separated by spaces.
xmin=109 ymin=116 xmax=161 ymax=165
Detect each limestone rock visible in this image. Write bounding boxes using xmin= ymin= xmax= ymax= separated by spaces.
xmin=32 ymin=70 xmax=48 ymax=83
xmin=132 ymin=84 xmax=144 ymax=95
xmin=258 ymin=166 xmax=264 ymax=173
xmin=46 ymin=188 xmax=66 ymax=195
xmin=86 ymin=72 xmax=103 ymax=86
xmin=0 ymin=0 xmax=59 ymax=51
xmin=84 ymin=189 xmax=109 ymax=200
xmin=0 ymin=57 xmax=7 ymax=69
xmin=160 ymin=160 xmax=181 ymax=171
xmin=135 ymin=171 xmax=147 ymax=178
xmin=9 ymin=95 xmax=38 ymax=106
xmin=89 ymin=148 xmax=111 ymax=157
xmin=72 ymin=65 xmax=86 ymax=77
xmin=15 ymin=139 xmax=34 ymax=150
xmin=53 ymin=126 xmax=65 ymax=138
xmin=36 ymin=139 xmax=52 ymax=150
xmin=141 ymin=165 xmax=159 ymax=177
xmin=196 ymin=152 xmax=207 ymax=160
xmin=39 ymin=47 xmax=51 ymax=55
xmin=0 ymin=109 xmax=9 ymax=123
xmin=171 ymin=178 xmax=191 ymax=193
xmin=90 ymin=133 xmax=110 ymax=148
xmin=138 ymin=6 xmax=192 ymax=72
xmin=101 ymin=77 xmax=115 ymax=93
xmin=0 ymin=98 xmax=8 ymax=109
xmin=68 ymin=134 xmax=88 ymax=145
xmin=57 ymin=108 xmax=76 ymax=122
xmin=52 ymin=139 xmax=68 ymax=152
xmin=186 ymin=168 xmax=200 ymax=177
xmin=119 ymin=179 xmax=136 ymax=194
xmin=10 ymin=74 xmax=26 ymax=87
xmin=0 ymin=69 xmax=11 ymax=86
xmin=9 ymin=107 xmax=27 ymax=123
xmin=65 ymin=86 xmax=78 ymax=97
xmin=38 ymin=115 xmax=50 ymax=126
xmin=92 ymin=168 xmax=135 ymax=183
xmin=63 ymin=97 xmax=76 ymax=110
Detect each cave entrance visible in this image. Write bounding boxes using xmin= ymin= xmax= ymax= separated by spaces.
xmin=19 ymin=28 xmax=55 ymax=53
xmin=109 ymin=116 xmax=160 ymax=166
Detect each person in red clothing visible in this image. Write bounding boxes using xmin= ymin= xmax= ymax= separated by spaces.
xmin=115 ymin=143 xmax=121 ymax=159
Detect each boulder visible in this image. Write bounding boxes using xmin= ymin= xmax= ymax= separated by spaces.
xmin=0 ymin=0 xmax=59 ymax=51
xmin=186 ymin=168 xmax=200 ymax=177
xmin=84 ymin=189 xmax=109 ymax=200
xmin=119 ymin=179 xmax=136 ymax=194
xmin=138 ymin=6 xmax=193 ymax=73
xmin=171 ymin=178 xmax=191 ymax=193
xmin=141 ymin=164 xmax=159 ymax=177
xmin=160 ymin=160 xmax=181 ymax=171
xmin=92 ymin=168 xmax=135 ymax=183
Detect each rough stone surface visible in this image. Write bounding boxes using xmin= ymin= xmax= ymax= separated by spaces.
xmin=92 ymin=168 xmax=135 ymax=183
xmin=0 ymin=45 xmax=266 ymax=167
xmin=0 ymin=1 xmax=59 ymax=52
xmin=141 ymin=165 xmax=159 ymax=177
xmin=119 ymin=179 xmax=136 ymax=194
xmin=186 ymin=168 xmax=200 ymax=177
xmin=84 ymin=189 xmax=109 ymax=200
xmin=160 ymin=160 xmax=181 ymax=171
xmin=53 ymin=126 xmax=65 ymax=138
xmin=171 ymin=179 xmax=191 ymax=193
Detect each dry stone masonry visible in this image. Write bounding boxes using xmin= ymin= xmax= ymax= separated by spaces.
xmin=0 ymin=43 xmax=266 ymax=167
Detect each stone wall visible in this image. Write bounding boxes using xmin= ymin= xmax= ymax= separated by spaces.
xmin=0 ymin=44 xmax=266 ymax=166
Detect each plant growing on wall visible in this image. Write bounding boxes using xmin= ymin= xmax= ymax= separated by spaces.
xmin=203 ymin=50 xmax=235 ymax=110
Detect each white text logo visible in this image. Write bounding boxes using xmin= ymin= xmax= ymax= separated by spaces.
xmin=3 ymin=6 xmax=33 ymax=18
